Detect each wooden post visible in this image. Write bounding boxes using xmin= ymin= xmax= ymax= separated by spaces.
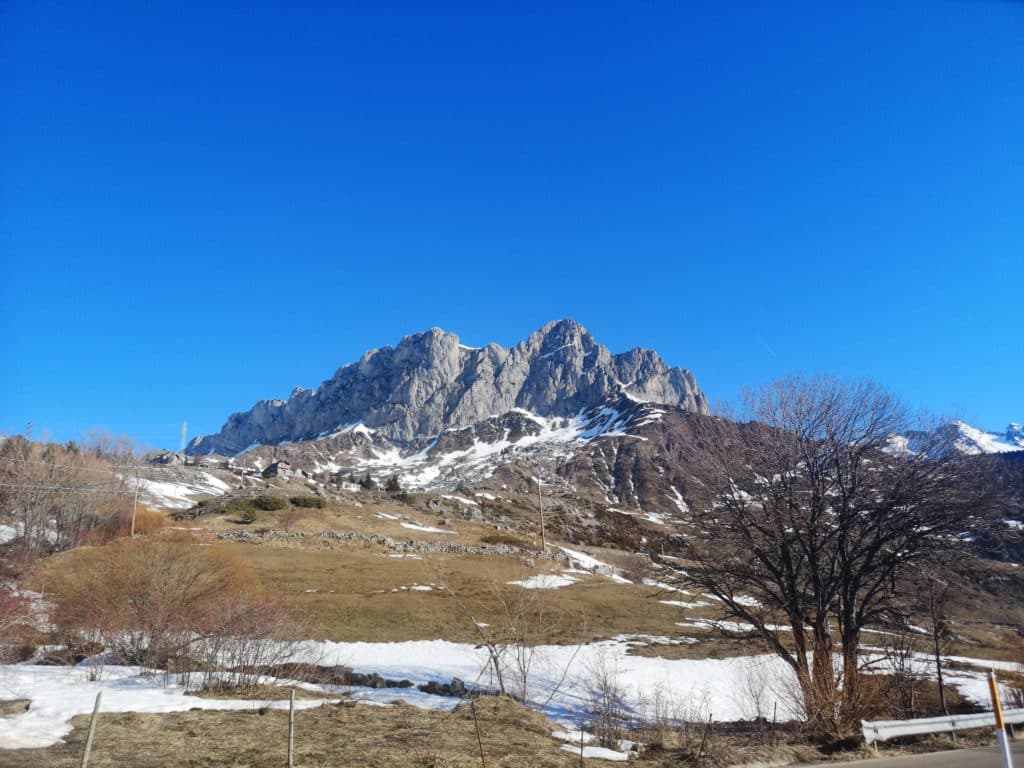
xmin=537 ymin=477 xmax=546 ymax=551
xmin=988 ymin=670 xmax=1014 ymax=768
xmin=287 ymin=688 xmax=295 ymax=767
xmin=80 ymin=691 xmax=102 ymax=768
xmin=130 ymin=483 xmax=139 ymax=537
xmin=470 ymin=698 xmax=486 ymax=768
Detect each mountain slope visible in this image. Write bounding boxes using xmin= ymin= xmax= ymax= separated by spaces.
xmin=187 ymin=319 xmax=707 ymax=455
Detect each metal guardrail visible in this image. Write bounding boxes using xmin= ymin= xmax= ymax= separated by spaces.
xmin=862 ymin=708 xmax=1024 ymax=744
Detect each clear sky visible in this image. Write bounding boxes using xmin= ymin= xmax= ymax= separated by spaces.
xmin=1 ymin=1 xmax=1021 ymax=450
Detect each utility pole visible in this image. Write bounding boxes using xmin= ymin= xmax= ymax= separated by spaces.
xmin=536 ymin=476 xmax=547 ymax=551
xmin=130 ymin=481 xmax=139 ymax=537
xmin=180 ymin=421 xmax=188 ymax=465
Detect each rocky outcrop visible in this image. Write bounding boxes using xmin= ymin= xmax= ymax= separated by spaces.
xmin=187 ymin=319 xmax=708 ymax=455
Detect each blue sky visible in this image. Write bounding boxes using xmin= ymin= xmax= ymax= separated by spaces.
xmin=2 ymin=1 xmax=1021 ymax=450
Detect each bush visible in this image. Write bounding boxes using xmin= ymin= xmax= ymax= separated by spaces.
xmin=50 ymin=539 xmax=292 ymax=687
xmin=0 ymin=584 xmax=35 ymax=663
xmin=289 ymin=496 xmax=325 ymax=509
xmin=253 ymin=495 xmax=286 ymax=511
xmin=222 ymin=498 xmax=257 ymax=523
xmin=87 ymin=502 xmax=166 ymax=544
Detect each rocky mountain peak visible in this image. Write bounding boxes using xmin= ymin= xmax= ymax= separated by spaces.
xmin=186 ymin=321 xmax=708 ymax=455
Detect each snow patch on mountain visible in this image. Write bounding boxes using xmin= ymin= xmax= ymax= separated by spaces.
xmin=951 ymin=421 xmax=1024 ymax=454
xmin=334 ymin=400 xmax=661 ymax=491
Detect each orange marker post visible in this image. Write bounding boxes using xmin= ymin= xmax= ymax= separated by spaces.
xmin=989 ymin=670 xmax=1014 ymax=768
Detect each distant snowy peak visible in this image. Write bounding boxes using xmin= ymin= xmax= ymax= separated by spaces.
xmin=187 ymin=319 xmax=707 ymax=456
xmin=891 ymin=420 xmax=1024 ymax=457
xmin=949 ymin=421 xmax=1024 ymax=455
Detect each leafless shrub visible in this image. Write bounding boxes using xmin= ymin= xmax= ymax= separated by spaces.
xmin=0 ymin=583 xmax=35 ymax=662
xmin=865 ymin=626 xmax=930 ymax=719
xmin=639 ymin=688 xmax=733 ymax=767
xmin=1006 ymin=616 xmax=1024 ymax=709
xmin=431 ymin=559 xmax=583 ymax=707
xmin=50 ymin=537 xmax=292 ymax=689
xmin=620 ymin=553 xmax=655 ymax=584
xmin=583 ymin=648 xmax=632 ymax=748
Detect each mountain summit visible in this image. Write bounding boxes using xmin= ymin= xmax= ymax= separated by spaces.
xmin=187 ymin=320 xmax=708 ymax=455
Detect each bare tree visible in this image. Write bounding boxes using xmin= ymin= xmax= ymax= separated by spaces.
xmin=922 ymin=573 xmax=952 ymax=715
xmin=0 ymin=435 xmax=133 ymax=556
xmin=668 ymin=375 xmax=997 ymax=738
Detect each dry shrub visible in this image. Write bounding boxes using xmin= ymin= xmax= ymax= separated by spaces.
xmin=584 ymin=648 xmax=633 ymax=747
xmin=50 ymin=538 xmax=293 ymax=688
xmin=1006 ymin=624 xmax=1024 ymax=708
xmin=85 ymin=500 xmax=167 ymax=544
xmin=620 ymin=552 xmax=655 ymax=584
xmin=633 ymin=687 xmax=735 ymax=766
xmin=0 ymin=584 xmax=35 ymax=662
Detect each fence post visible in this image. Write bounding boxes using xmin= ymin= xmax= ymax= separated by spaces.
xmin=80 ymin=690 xmax=102 ymax=768
xmin=287 ymin=688 xmax=295 ymax=767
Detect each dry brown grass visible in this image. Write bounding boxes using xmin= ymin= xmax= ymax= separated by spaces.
xmin=233 ymin=542 xmax=696 ymax=644
xmin=186 ymin=684 xmax=330 ymax=701
xmin=0 ymin=696 xmax=582 ymax=768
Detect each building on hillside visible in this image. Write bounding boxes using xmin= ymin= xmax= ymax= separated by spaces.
xmin=262 ymin=460 xmax=292 ymax=479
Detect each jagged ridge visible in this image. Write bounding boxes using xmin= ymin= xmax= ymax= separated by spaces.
xmin=187 ymin=319 xmax=708 ymax=455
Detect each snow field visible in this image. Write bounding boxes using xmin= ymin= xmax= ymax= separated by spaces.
xmin=0 ymin=664 xmax=335 ymax=749
xmin=0 ymin=637 xmax=1015 ymax=753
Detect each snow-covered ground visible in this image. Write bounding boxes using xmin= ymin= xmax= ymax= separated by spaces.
xmin=1 ymin=638 xmax=1016 ymax=753
xmin=0 ymin=664 xmax=333 ymax=749
xmin=0 ymin=524 xmax=20 ymax=545
xmin=508 ymin=573 xmax=579 ymax=589
xmin=132 ymin=472 xmax=231 ymax=511
xmin=399 ymin=522 xmax=456 ymax=535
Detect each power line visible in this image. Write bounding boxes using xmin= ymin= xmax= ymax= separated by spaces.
xmin=0 ymin=482 xmax=132 ymax=496
xmin=0 ymin=455 xmax=195 ymax=477
xmin=0 ymin=456 xmax=126 ymax=476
